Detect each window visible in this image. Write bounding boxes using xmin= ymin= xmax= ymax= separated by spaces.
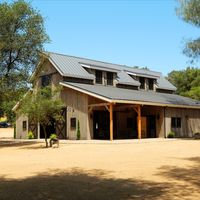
xmin=95 ymin=70 xmax=102 ymax=84
xmin=171 ymin=117 xmax=181 ymax=128
xmin=70 ymin=118 xmax=76 ymax=129
xmin=148 ymin=79 xmax=154 ymax=90
xmin=22 ymin=121 xmax=27 ymax=131
xmin=41 ymin=75 xmax=51 ymax=87
xmin=139 ymin=77 xmax=145 ymax=89
xmin=107 ymin=72 xmax=113 ymax=85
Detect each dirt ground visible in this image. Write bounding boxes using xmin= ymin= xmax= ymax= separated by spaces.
xmin=0 ymin=131 xmax=199 ymax=199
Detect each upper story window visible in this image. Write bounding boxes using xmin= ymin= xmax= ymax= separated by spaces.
xmin=107 ymin=72 xmax=113 ymax=86
xmin=41 ymin=75 xmax=51 ymax=87
xmin=148 ymin=79 xmax=154 ymax=90
xmin=95 ymin=70 xmax=103 ymax=84
xmin=139 ymin=77 xmax=145 ymax=89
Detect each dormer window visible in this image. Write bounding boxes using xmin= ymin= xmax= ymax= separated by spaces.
xmin=148 ymin=79 xmax=154 ymax=90
xmin=107 ymin=72 xmax=113 ymax=86
xmin=139 ymin=77 xmax=145 ymax=89
xmin=95 ymin=70 xmax=102 ymax=84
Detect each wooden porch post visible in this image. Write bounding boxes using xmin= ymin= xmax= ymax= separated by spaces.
xmin=137 ymin=105 xmax=142 ymax=139
xmin=110 ymin=103 xmax=113 ymax=141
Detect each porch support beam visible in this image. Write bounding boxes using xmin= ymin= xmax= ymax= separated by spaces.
xmin=109 ymin=103 xmax=113 ymax=141
xmin=137 ymin=105 xmax=142 ymax=139
xmin=105 ymin=105 xmax=110 ymax=112
xmin=88 ymin=107 xmax=93 ymax=113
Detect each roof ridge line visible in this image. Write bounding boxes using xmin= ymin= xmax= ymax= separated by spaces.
xmin=43 ymin=51 xmax=161 ymax=75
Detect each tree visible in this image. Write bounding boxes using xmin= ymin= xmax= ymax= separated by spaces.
xmin=0 ymin=0 xmax=49 ymax=121
xmin=167 ymin=67 xmax=200 ymax=100
xmin=19 ymin=87 xmax=64 ymax=148
xmin=177 ymin=0 xmax=200 ymax=59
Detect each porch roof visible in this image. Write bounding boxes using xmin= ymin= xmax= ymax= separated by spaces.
xmin=60 ymin=82 xmax=200 ymax=109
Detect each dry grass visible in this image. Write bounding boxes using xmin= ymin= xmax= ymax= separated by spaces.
xmin=0 ymin=136 xmax=199 ymax=199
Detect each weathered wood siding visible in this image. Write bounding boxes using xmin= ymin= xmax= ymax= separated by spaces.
xmin=165 ymin=107 xmax=200 ymax=137
xmin=61 ymin=87 xmax=89 ymax=139
xmin=16 ymin=114 xmax=28 ymax=139
xmin=142 ymin=106 xmax=165 ymax=138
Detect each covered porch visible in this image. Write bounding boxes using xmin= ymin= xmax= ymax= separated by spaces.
xmin=88 ymin=100 xmax=164 ymax=140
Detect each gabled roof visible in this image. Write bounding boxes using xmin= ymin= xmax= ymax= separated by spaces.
xmin=41 ymin=51 xmax=176 ymax=91
xmin=60 ymin=82 xmax=200 ymax=109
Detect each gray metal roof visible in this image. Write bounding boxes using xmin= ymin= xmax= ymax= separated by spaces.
xmin=156 ymin=76 xmax=177 ymax=91
xmin=47 ymin=52 xmax=95 ymax=80
xmin=117 ymin=71 xmax=140 ymax=86
xmin=43 ymin=51 xmax=176 ymax=91
xmin=60 ymin=81 xmax=200 ymax=108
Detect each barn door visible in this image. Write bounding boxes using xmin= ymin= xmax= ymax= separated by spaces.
xmin=56 ymin=108 xmax=67 ymax=139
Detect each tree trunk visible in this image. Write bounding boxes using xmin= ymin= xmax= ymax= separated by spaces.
xmin=42 ymin=125 xmax=48 ymax=148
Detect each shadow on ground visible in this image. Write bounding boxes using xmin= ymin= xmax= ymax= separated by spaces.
xmin=0 ymin=141 xmax=39 ymax=148
xmin=157 ymin=156 xmax=200 ymax=188
xmin=0 ymin=165 xmax=200 ymax=200
xmin=0 ymin=168 xmax=168 ymax=200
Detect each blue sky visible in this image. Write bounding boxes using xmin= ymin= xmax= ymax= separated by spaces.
xmin=30 ymin=0 xmax=199 ymax=75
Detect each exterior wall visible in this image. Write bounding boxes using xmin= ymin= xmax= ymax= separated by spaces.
xmin=61 ymin=87 xmax=89 ymax=140
xmin=16 ymin=114 xmax=28 ymax=139
xmin=165 ymin=107 xmax=200 ymax=137
xmin=142 ymin=106 xmax=165 ymax=138
xmin=115 ymin=110 xmax=137 ymax=138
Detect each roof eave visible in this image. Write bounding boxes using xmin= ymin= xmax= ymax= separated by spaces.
xmin=60 ymin=82 xmax=200 ymax=109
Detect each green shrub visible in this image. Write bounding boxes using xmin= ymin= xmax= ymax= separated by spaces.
xmin=77 ymin=120 xmax=80 ymax=140
xmin=167 ymin=131 xmax=175 ymax=138
xmin=49 ymin=133 xmax=57 ymax=140
xmin=27 ymin=131 xmax=34 ymax=139
xmin=193 ymin=132 xmax=200 ymax=139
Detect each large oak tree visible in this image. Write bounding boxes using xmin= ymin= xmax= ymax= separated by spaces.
xmin=0 ymin=0 xmax=49 ymax=121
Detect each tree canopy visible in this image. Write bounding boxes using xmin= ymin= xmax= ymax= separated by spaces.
xmin=177 ymin=0 xmax=200 ymax=59
xmin=0 ymin=0 xmax=49 ymax=121
xmin=167 ymin=67 xmax=200 ymax=100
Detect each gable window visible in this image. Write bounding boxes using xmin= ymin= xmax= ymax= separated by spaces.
xmin=148 ymin=79 xmax=154 ymax=90
xmin=139 ymin=77 xmax=145 ymax=89
xmin=41 ymin=75 xmax=51 ymax=87
xmin=171 ymin=117 xmax=181 ymax=128
xmin=95 ymin=70 xmax=102 ymax=84
xmin=107 ymin=72 xmax=113 ymax=86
